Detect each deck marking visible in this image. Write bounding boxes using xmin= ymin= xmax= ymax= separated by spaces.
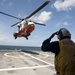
xmin=4 ymin=53 xmax=21 ymax=58
xmin=2 ymin=52 xmax=54 ymax=72
xmin=21 ymin=52 xmax=54 ymax=66
xmin=4 ymin=52 xmax=54 ymax=66
xmin=0 ymin=65 xmax=50 ymax=71
xmin=38 ymin=54 xmax=49 ymax=58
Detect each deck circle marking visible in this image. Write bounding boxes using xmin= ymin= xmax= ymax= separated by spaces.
xmin=3 ymin=52 xmax=54 ymax=72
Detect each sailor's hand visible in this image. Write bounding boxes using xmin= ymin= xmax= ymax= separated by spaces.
xmin=49 ymin=32 xmax=58 ymax=39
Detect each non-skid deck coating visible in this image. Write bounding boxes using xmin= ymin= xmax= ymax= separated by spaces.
xmin=0 ymin=50 xmax=55 ymax=75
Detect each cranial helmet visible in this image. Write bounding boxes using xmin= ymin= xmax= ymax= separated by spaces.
xmin=57 ymin=28 xmax=71 ymax=40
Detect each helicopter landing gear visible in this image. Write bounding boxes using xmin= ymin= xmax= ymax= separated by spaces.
xmin=15 ymin=36 xmax=17 ymax=39
xmin=13 ymin=33 xmax=17 ymax=39
xmin=25 ymin=32 xmax=30 ymax=40
xmin=25 ymin=37 xmax=28 ymax=40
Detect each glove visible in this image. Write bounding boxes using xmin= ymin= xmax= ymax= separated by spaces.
xmin=49 ymin=32 xmax=58 ymax=40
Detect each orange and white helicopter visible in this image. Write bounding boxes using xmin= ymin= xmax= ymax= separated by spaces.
xmin=0 ymin=0 xmax=50 ymax=40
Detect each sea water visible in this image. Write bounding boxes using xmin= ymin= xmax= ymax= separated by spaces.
xmin=0 ymin=45 xmax=41 ymax=51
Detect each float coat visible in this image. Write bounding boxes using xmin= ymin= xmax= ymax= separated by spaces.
xmin=55 ymin=39 xmax=75 ymax=75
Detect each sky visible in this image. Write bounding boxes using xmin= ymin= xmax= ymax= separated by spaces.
xmin=0 ymin=0 xmax=75 ymax=47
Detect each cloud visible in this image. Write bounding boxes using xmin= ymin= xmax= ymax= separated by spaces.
xmin=56 ymin=21 xmax=69 ymax=27
xmin=56 ymin=22 xmax=61 ymax=27
xmin=63 ymin=21 xmax=69 ymax=26
xmin=31 ymin=11 xmax=52 ymax=23
xmin=54 ymin=0 xmax=75 ymax=11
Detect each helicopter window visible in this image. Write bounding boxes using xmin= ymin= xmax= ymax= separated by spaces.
xmin=24 ymin=22 xmax=28 ymax=28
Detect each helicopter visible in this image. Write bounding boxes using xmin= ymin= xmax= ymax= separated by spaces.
xmin=0 ymin=0 xmax=50 ymax=40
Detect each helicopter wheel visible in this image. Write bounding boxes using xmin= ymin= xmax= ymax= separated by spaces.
xmin=13 ymin=33 xmax=17 ymax=39
xmin=25 ymin=37 xmax=28 ymax=40
xmin=15 ymin=36 xmax=17 ymax=39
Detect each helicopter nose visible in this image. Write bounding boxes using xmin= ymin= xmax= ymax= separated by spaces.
xmin=31 ymin=24 xmax=34 ymax=27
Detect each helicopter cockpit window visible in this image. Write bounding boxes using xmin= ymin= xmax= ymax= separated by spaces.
xmin=24 ymin=21 xmax=28 ymax=28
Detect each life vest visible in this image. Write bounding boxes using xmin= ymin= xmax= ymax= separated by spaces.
xmin=54 ymin=39 xmax=75 ymax=75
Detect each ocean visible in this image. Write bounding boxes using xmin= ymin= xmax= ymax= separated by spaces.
xmin=0 ymin=45 xmax=41 ymax=51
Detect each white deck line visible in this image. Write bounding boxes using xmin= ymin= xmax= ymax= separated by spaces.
xmin=0 ymin=52 xmax=54 ymax=72
xmin=21 ymin=52 xmax=54 ymax=67
xmin=0 ymin=65 xmax=50 ymax=71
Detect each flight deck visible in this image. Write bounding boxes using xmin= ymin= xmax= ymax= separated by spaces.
xmin=0 ymin=50 xmax=55 ymax=75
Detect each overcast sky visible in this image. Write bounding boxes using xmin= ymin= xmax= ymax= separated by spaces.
xmin=0 ymin=0 xmax=75 ymax=46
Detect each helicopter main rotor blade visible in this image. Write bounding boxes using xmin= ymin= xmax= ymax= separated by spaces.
xmin=11 ymin=21 xmax=22 ymax=27
xmin=0 ymin=11 xmax=22 ymax=20
xmin=25 ymin=0 xmax=50 ymax=19
xmin=33 ymin=22 xmax=46 ymax=26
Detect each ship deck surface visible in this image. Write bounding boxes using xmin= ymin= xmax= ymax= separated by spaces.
xmin=0 ymin=50 xmax=55 ymax=75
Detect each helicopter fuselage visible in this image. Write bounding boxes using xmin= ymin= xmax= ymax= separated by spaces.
xmin=13 ymin=24 xmax=35 ymax=40
xmin=0 ymin=0 xmax=50 ymax=40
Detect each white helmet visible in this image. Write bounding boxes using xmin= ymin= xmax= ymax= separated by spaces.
xmin=57 ymin=28 xmax=71 ymax=40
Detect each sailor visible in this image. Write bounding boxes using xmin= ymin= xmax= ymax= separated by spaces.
xmin=41 ymin=28 xmax=75 ymax=75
